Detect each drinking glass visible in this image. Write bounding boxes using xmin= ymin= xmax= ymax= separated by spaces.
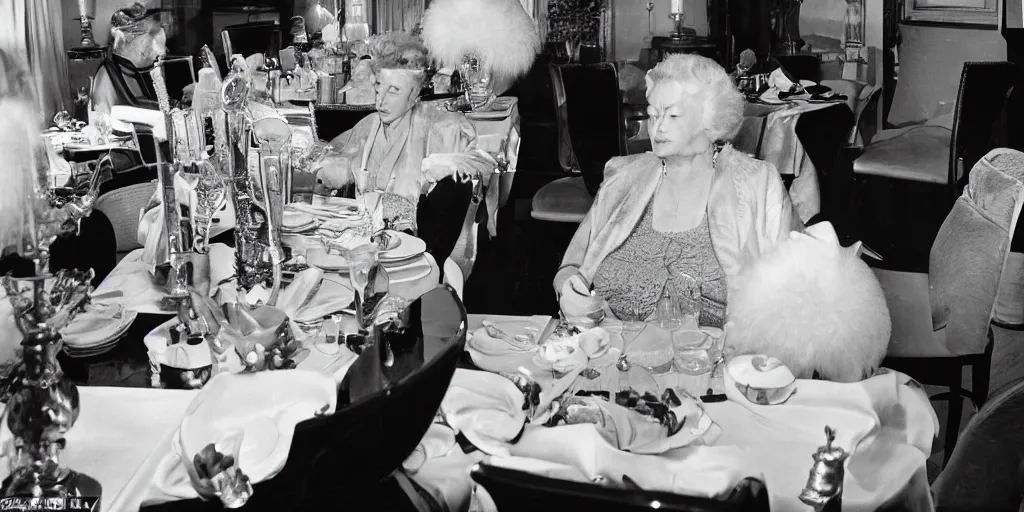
xmin=655 ymin=286 xmax=683 ymax=331
xmin=619 ymin=302 xmax=648 ymax=352
xmin=671 ymin=329 xmax=713 ymax=375
xmin=343 ymin=244 xmax=386 ymax=330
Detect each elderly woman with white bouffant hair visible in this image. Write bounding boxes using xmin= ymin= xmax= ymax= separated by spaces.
xmin=556 ymin=53 xmax=803 ymax=327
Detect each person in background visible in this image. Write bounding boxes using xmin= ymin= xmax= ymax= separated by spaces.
xmin=90 ymin=3 xmax=171 ymax=115
xmin=314 ymin=32 xmax=495 ymax=274
xmin=556 ymin=54 xmax=803 ymax=328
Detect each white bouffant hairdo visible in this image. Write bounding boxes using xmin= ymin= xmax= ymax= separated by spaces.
xmin=645 ymin=54 xmax=745 ymax=142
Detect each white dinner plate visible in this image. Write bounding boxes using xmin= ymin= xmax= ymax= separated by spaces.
xmin=283 ymin=210 xmax=316 ymax=230
xmin=379 ymin=231 xmax=426 ymax=263
xmin=385 ymin=256 xmax=433 ymax=284
xmin=306 ymin=247 xmax=348 ymax=272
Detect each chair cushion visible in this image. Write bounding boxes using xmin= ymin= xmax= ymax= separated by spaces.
xmin=530 ymin=177 xmax=592 ymax=223
xmin=994 ymin=252 xmax=1024 ymax=326
xmin=873 ymin=268 xmax=949 ymax=358
xmin=853 ymin=126 xmax=951 ymax=184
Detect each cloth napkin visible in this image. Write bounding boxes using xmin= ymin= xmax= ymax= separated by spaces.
xmin=438 ymin=369 xmax=529 ymax=457
xmin=551 ymin=394 xmax=721 ymax=455
xmin=509 ymin=423 xmax=755 ymax=498
xmin=109 ymin=371 xmax=337 ymax=511
xmin=724 ymin=366 xmax=937 ymax=460
xmin=466 ymin=318 xmax=585 ymax=423
xmin=0 ymin=387 xmax=200 ymax=512
xmin=92 ymin=244 xmax=236 ymax=315
xmin=138 ymin=173 xmax=236 ymax=266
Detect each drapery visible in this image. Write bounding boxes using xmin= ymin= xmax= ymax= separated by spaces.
xmin=0 ymin=0 xmax=69 ymax=119
xmin=374 ymin=0 xmax=426 ymax=33
xmin=534 ymin=0 xmax=548 ymax=42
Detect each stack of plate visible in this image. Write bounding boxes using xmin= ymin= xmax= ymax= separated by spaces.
xmin=379 ymin=232 xmax=432 ymax=284
xmin=306 ymin=230 xmax=432 ymax=284
xmin=61 ymin=303 xmax=138 ymax=358
xmin=282 ymin=210 xmax=318 ymax=234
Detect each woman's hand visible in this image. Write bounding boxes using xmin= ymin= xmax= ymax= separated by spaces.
xmin=559 ymin=275 xmax=605 ymax=320
xmin=314 ymin=153 xmax=352 ymax=189
xmin=421 ymin=154 xmax=466 ymax=183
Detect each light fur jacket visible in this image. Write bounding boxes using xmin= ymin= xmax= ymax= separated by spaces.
xmin=553 ymin=145 xmax=804 ymax=300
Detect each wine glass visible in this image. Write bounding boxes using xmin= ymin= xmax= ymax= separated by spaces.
xmin=619 ymin=301 xmax=647 ymax=352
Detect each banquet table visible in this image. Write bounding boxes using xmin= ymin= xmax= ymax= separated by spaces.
xmin=632 ymin=101 xmax=854 ymax=224
xmin=0 ymin=301 xmax=938 ymax=512
xmin=402 ymin=316 xmax=938 ymax=512
xmin=56 ymin=239 xmax=441 ymax=389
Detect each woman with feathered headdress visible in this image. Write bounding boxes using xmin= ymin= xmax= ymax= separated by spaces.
xmin=314 ymin=31 xmax=496 ymax=272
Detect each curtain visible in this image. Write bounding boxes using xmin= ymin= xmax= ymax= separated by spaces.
xmin=374 ymin=0 xmax=426 ymax=33
xmin=0 ymin=0 xmax=69 ymax=119
xmin=534 ymin=0 xmax=548 ymax=42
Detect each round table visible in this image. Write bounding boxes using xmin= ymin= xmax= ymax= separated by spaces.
xmin=60 ymin=242 xmax=441 ymax=388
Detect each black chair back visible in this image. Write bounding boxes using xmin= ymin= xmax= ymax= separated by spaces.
xmin=556 ymin=63 xmax=626 ymax=196
xmin=949 ymin=61 xmax=1018 ymax=201
xmin=933 ymin=376 xmax=1024 ymax=512
xmin=471 ymin=463 xmax=770 ymax=512
xmin=141 ymin=286 xmax=467 ymax=512
xmin=417 ymin=176 xmax=475 ymax=278
xmin=221 ymin=22 xmax=282 ymax=62
xmin=99 ymin=163 xmax=159 ymax=196
xmin=101 ymin=51 xmax=159 ymax=109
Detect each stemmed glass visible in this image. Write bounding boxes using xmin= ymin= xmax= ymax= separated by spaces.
xmin=619 ymin=302 xmax=648 ymax=353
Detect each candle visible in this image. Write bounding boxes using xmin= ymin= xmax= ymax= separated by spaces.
xmin=77 ymin=0 xmax=90 ymax=16
xmin=670 ymin=0 xmax=684 ymax=14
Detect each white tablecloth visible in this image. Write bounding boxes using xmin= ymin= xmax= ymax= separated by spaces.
xmin=405 ymin=315 xmax=938 ymax=512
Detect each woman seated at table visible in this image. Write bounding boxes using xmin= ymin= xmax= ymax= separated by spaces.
xmin=91 ymin=3 xmax=169 ymax=115
xmin=314 ymin=33 xmax=495 ymax=271
xmin=557 ymin=54 xmax=803 ymax=327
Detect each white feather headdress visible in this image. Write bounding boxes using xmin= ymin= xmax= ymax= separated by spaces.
xmin=421 ymin=0 xmax=540 ymax=80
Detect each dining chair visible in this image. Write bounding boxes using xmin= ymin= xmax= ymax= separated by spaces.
xmin=221 ymin=21 xmax=282 ymax=61
xmin=852 ymin=61 xmax=1017 ymax=269
xmin=94 ymin=181 xmax=157 ymax=259
xmin=471 ymin=463 xmax=770 ymax=512
xmin=820 ymin=79 xmax=882 ymax=149
xmin=932 ymin=376 xmax=1024 ymax=512
xmin=141 ymin=285 xmax=468 ymax=512
xmin=531 ymin=62 xmax=625 ymax=224
xmin=872 ymin=148 xmax=1024 ymax=467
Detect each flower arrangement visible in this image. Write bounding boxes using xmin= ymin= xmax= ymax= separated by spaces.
xmin=547 ymin=0 xmax=607 ymax=45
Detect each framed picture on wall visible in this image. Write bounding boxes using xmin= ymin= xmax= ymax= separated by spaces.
xmin=903 ymin=0 xmax=999 ymax=26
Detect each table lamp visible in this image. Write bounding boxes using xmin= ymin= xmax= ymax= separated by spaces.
xmin=72 ymin=0 xmax=98 ymax=50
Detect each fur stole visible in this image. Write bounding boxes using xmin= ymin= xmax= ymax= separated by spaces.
xmin=726 ymin=222 xmax=890 ymax=382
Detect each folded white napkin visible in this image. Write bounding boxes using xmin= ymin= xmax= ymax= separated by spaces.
xmin=138 ymin=175 xmax=236 ymax=266
xmin=439 ymin=370 xmax=529 ymax=457
xmin=92 ymin=244 xmax=236 ymax=315
xmin=0 ymin=387 xmax=200 ymax=511
xmin=112 ymin=371 xmax=337 ymax=510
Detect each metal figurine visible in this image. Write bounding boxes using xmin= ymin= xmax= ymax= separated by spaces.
xmin=222 ymin=58 xmax=288 ymax=306
xmin=799 ymin=426 xmax=848 ymax=512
